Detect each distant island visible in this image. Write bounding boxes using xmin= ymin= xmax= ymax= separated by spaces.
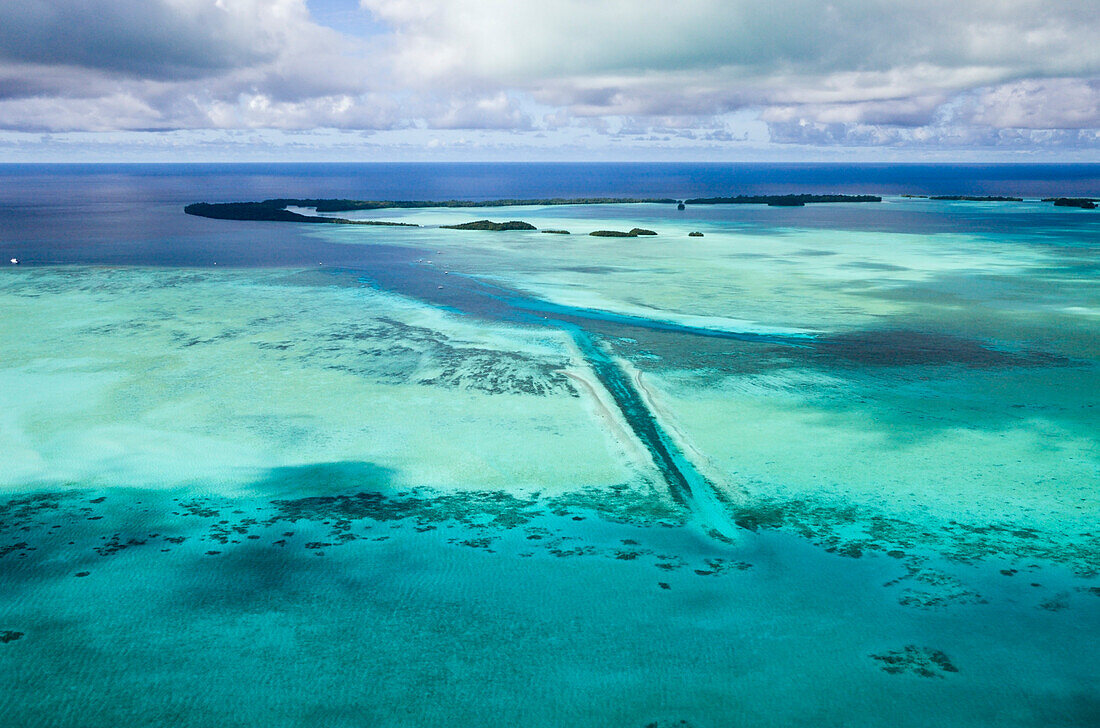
xmin=590 ymin=228 xmax=657 ymax=237
xmin=440 ymin=220 xmax=537 ymax=231
xmin=930 ymin=195 xmax=1024 ymax=202
xmin=1047 ymin=197 xmax=1098 ymax=209
xmin=184 ymin=193 xmax=1094 ymax=233
xmin=901 ymin=195 xmax=1025 ymax=201
xmin=186 ymin=197 xmax=677 ymax=219
xmin=683 ymin=194 xmax=881 ymax=206
xmin=183 ymin=202 xmax=419 ymax=226
xmin=902 ymin=195 xmax=1096 ymax=209
xmin=184 ymin=194 xmax=893 ymax=225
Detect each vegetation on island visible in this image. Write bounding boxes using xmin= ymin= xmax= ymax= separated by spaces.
xmin=185 ymin=198 xmax=679 ymax=228
xmin=1047 ymin=198 xmax=1098 ymax=209
xmin=589 ymin=230 xmax=637 ymax=237
xmin=183 ymin=202 xmax=418 ymax=226
xmin=258 ymin=197 xmax=676 ymax=212
xmin=541 ymin=229 xmax=571 ymax=234
xmin=586 ymin=228 xmax=657 ymax=238
xmin=929 ymin=196 xmax=1024 ymax=202
xmin=439 ymin=220 xmax=537 ymax=231
xmin=683 ymin=194 xmax=881 ymax=206
xmin=688 ymin=231 xmax=704 ymax=237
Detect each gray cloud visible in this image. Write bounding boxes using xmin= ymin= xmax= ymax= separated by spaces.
xmin=0 ymin=1 xmax=282 ymax=80
xmin=0 ymin=0 xmax=1096 ymax=152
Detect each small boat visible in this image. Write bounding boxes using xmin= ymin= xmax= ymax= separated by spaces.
xmin=9 ymin=258 xmax=17 ymax=265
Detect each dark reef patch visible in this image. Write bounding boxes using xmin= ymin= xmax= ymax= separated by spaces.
xmin=813 ymin=329 xmax=1049 ymax=368
xmin=1 ymin=476 xmax=1094 ymax=623
xmin=870 ymin=646 xmax=959 ymax=677
xmin=264 ymin=317 xmax=578 ymax=397
xmin=730 ymin=493 xmax=1100 ymax=596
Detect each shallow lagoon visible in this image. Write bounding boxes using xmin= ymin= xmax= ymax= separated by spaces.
xmin=1 ymin=167 xmax=1098 ymax=726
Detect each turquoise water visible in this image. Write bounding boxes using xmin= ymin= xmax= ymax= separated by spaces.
xmin=1 ymin=167 xmax=1098 ymax=726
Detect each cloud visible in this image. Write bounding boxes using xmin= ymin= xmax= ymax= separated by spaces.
xmin=427 ymin=93 xmax=533 ymax=130
xmin=0 ymin=0 xmax=1096 ymax=152
xmin=954 ymin=78 xmax=1100 ymax=129
xmin=357 ymin=0 xmax=1100 ymax=149
xmin=0 ymin=0 xmax=291 ymax=80
xmin=363 ymin=1 xmax=1100 ymax=89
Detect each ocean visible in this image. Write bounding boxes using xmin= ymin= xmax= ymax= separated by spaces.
xmin=1 ymin=163 xmax=1098 ymax=727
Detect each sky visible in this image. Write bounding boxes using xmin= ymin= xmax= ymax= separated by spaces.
xmin=0 ymin=0 xmax=1098 ymax=162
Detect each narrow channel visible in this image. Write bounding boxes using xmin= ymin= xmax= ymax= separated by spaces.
xmin=341 ymin=247 xmax=811 ymax=537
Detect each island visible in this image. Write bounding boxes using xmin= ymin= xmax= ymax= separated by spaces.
xmin=589 ymin=228 xmax=657 ymax=237
xmin=541 ymin=229 xmax=571 ymax=234
xmin=184 ymin=195 xmax=885 ymax=225
xmin=683 ymin=194 xmax=881 ymax=206
xmin=183 ymin=202 xmax=419 ymax=226
xmin=928 ymin=196 xmax=1024 ymax=202
xmin=186 ymin=197 xmax=678 ymax=222
xmin=688 ymin=231 xmax=704 ymax=237
xmin=440 ymin=220 xmax=537 ymax=231
xmin=1047 ymin=197 xmax=1098 ymax=209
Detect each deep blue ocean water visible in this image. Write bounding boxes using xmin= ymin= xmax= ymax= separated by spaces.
xmin=4 ymin=162 xmax=1099 ymax=203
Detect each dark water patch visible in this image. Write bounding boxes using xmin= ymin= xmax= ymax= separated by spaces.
xmin=254 ymin=461 xmax=398 ymax=497
xmin=602 ymin=321 xmax=1066 ymax=377
xmin=841 ymin=261 xmax=910 ymax=271
xmin=559 ymin=265 xmax=625 ymax=274
xmin=813 ymin=330 xmax=1035 ymax=368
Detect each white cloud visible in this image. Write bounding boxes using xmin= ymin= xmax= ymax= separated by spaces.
xmin=954 ymin=78 xmax=1100 ymax=129
xmin=0 ymin=0 xmax=1097 ymax=152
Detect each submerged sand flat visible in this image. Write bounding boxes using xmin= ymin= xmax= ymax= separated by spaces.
xmin=1 ymin=190 xmax=1098 ymax=727
xmin=0 ymin=267 xmax=639 ymax=495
